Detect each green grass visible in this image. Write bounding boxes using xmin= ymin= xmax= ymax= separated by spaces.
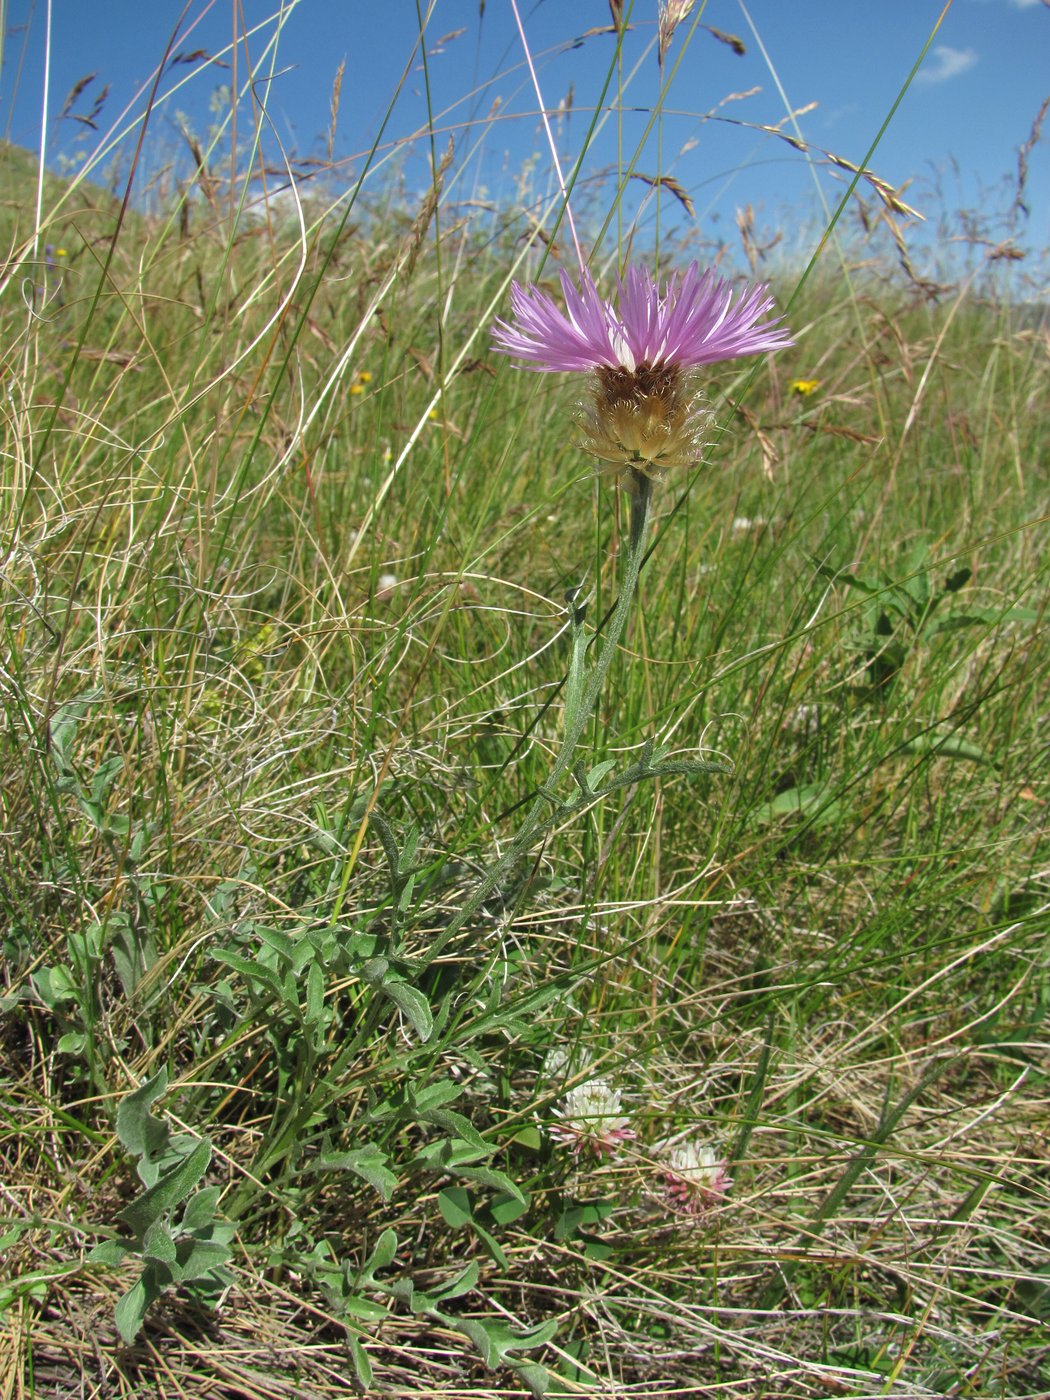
xmin=2 ymin=12 xmax=1049 ymax=1396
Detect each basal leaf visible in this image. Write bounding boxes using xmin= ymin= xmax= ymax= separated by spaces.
xmin=312 ymin=1143 xmax=398 ymax=1202
xmin=438 ymin=1186 xmax=474 ymax=1228
xmin=897 ymin=733 xmax=993 ymax=764
xmin=359 ymin=1228 xmax=398 ymax=1283
xmin=116 ymin=1068 xmax=170 ymax=1164
xmin=116 ymin=1139 xmax=212 ymax=1240
xmin=379 ymin=977 xmax=433 ymax=1041
xmin=349 ymin=1337 xmax=373 ymax=1389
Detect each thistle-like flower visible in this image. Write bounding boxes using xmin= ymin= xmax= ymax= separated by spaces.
xmin=492 ymin=262 xmax=792 ymax=483
xmin=660 ymin=1139 xmax=732 ymax=1215
xmin=549 ymin=1076 xmax=636 ymax=1159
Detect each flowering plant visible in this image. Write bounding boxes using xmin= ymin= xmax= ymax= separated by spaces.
xmin=420 ymin=265 xmax=790 ymax=970
xmin=493 ymin=262 xmax=792 ymax=488
xmin=660 ymin=1139 xmax=732 ymax=1216
xmin=549 ymin=1076 xmax=637 ymax=1160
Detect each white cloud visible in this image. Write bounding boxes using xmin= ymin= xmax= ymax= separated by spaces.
xmin=1011 ymin=0 xmax=1045 ymax=10
xmin=917 ymin=45 xmax=978 ymax=83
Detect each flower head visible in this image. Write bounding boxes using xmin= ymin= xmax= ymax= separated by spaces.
xmin=790 ymin=377 xmax=820 ymax=396
xmin=549 ymin=1076 xmax=636 ymax=1159
xmin=660 ymin=1139 xmax=732 ymax=1215
xmin=493 ymin=263 xmax=791 ymax=375
xmin=492 ymin=262 xmax=792 ymax=480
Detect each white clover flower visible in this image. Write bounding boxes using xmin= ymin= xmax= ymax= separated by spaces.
xmin=549 ymin=1076 xmax=636 ymax=1159
xmin=661 ymin=1138 xmax=732 ymax=1214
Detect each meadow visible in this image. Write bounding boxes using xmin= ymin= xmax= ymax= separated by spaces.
xmin=1 ymin=8 xmax=1049 ymax=1397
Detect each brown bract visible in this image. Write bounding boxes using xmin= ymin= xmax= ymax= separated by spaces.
xmin=579 ymin=360 xmax=710 ymax=482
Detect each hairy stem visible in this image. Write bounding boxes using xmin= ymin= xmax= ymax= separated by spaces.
xmin=420 ymin=474 xmax=652 ymax=968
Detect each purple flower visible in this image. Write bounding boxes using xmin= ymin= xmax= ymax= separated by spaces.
xmin=492 ymin=262 xmax=792 ymax=480
xmin=493 ymin=262 xmax=792 ymax=374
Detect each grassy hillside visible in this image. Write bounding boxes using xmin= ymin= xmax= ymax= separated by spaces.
xmin=1 ymin=87 xmax=1048 ymax=1400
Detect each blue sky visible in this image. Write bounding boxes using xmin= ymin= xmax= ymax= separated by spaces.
xmin=2 ymin=1 xmax=1046 ymax=283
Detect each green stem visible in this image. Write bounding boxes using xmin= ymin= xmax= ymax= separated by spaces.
xmin=420 ymin=471 xmax=652 ymax=969
xmin=230 ymin=474 xmax=654 ymax=1209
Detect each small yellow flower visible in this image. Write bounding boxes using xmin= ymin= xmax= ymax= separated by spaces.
xmin=357 ymin=370 xmax=372 ymax=384
xmin=350 ymin=383 xmax=365 ymax=396
xmin=56 ymin=248 xmax=68 ymax=257
xmin=789 ymin=378 xmax=820 ymax=396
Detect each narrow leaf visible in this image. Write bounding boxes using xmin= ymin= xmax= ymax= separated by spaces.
xmin=897 ymin=733 xmax=993 ymax=764
xmin=516 ymin=1361 xmax=551 ymax=1397
xmin=349 ymin=1337 xmax=373 ymax=1388
xmin=414 ymin=1079 xmax=462 ymax=1112
xmin=359 ymin=1228 xmax=398 ymax=1283
xmin=339 ymin=1295 xmax=390 ymax=1323
xmin=211 ymin=949 xmax=283 ymax=995
xmin=380 ymin=977 xmax=433 ymax=1041
xmin=429 ymin=1259 xmax=479 ymax=1302
xmin=471 ymin=1218 xmax=509 ymax=1269
xmin=422 ymin=1107 xmax=486 ymax=1149
xmin=312 ymin=1144 xmax=398 ymax=1201
xmin=456 ymin=1164 xmax=527 ymax=1205
xmin=306 ymin=958 xmax=325 ymax=1024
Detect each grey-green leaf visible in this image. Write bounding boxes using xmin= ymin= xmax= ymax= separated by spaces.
xmin=88 ymin=1239 xmax=130 ymax=1267
xmin=180 ymin=1184 xmax=223 ymax=1234
xmin=312 ymin=1144 xmax=398 ymax=1202
xmin=142 ymin=1221 xmax=177 ymax=1266
xmin=380 ymin=977 xmax=433 ymax=1041
xmin=349 ymin=1337 xmax=373 ymax=1388
xmin=172 ymin=1238 xmax=232 ymax=1283
xmin=113 ymin=1267 xmax=166 ymax=1344
xmin=116 ymin=1068 xmax=170 ymax=1160
xmin=116 ymin=1139 xmax=212 ymax=1240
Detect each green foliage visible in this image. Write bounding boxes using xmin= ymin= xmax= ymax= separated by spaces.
xmin=88 ymin=1071 xmax=233 ymax=1343
xmin=813 ymin=544 xmax=1040 ymax=698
